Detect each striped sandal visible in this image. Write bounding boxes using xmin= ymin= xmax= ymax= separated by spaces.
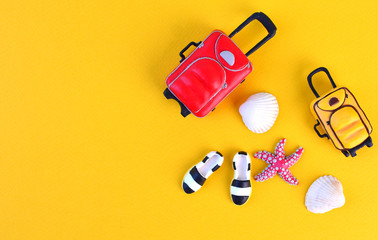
xmin=230 ymin=151 xmax=252 ymax=205
xmin=182 ymin=151 xmax=224 ymax=194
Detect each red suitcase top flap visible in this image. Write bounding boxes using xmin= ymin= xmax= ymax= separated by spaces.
xmin=168 ymin=57 xmax=226 ymax=113
xmin=215 ymin=34 xmax=250 ymax=71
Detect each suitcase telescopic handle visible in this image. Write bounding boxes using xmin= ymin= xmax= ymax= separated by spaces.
xmin=229 ymin=12 xmax=277 ymax=57
xmin=307 ymin=67 xmax=337 ymax=98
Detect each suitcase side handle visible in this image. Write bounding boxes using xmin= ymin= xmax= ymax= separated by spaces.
xmin=314 ymin=120 xmax=329 ymax=139
xmin=179 ymin=41 xmax=202 ymax=62
xmin=307 ymin=67 xmax=337 ymax=98
xmin=229 ymin=12 xmax=277 ymax=57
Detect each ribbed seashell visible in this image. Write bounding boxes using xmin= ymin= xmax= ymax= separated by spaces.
xmin=239 ymin=93 xmax=279 ymax=133
xmin=305 ymin=175 xmax=345 ymax=214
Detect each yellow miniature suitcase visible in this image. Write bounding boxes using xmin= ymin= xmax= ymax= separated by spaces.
xmin=307 ymin=67 xmax=373 ymax=157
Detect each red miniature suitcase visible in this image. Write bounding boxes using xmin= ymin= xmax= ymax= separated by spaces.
xmin=164 ymin=12 xmax=277 ymax=117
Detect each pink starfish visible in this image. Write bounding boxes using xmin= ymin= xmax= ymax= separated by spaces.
xmin=254 ymin=138 xmax=303 ymax=185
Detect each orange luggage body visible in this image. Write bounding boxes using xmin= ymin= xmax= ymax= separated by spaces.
xmin=307 ymin=67 xmax=373 ymax=157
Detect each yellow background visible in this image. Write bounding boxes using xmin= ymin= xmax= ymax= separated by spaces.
xmin=0 ymin=0 xmax=377 ymax=239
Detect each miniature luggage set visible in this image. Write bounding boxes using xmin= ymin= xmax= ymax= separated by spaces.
xmin=163 ymin=12 xmax=373 ymax=209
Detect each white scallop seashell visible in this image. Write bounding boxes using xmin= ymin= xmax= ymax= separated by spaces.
xmin=305 ymin=175 xmax=345 ymax=214
xmin=239 ymin=93 xmax=279 ymax=133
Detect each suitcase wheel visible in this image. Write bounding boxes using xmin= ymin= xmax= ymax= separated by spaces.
xmin=366 ymin=137 xmax=373 ymax=147
xmin=341 ymin=150 xmax=349 ymax=157
xmin=164 ymin=88 xmax=191 ymax=117
xmin=349 ymin=149 xmax=357 ymax=157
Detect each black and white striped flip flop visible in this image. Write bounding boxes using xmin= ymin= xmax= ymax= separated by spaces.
xmin=230 ymin=151 xmax=252 ymax=205
xmin=182 ymin=151 xmax=224 ymax=194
